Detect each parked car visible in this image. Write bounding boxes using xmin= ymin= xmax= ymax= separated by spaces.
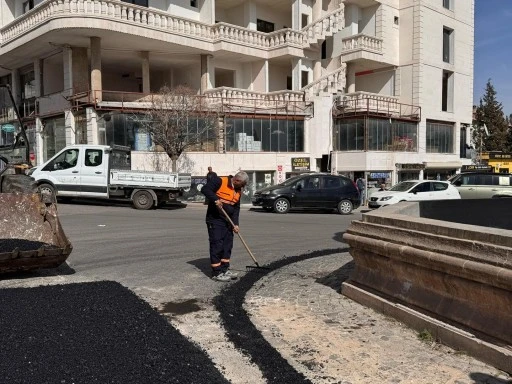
xmin=448 ymin=172 xmax=512 ymax=199
xmin=251 ymin=173 xmax=360 ymax=214
xmin=368 ymin=180 xmax=460 ymax=208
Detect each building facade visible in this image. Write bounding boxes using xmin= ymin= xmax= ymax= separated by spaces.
xmin=0 ymin=0 xmax=474 ymax=197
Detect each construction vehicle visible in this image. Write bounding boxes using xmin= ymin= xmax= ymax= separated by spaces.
xmin=0 ymin=85 xmax=72 ymax=273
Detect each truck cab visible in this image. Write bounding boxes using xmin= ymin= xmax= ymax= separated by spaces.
xmin=31 ymin=145 xmax=112 ymax=198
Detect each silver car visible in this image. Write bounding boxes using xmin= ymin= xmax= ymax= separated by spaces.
xmin=449 ymin=172 xmax=512 ymax=199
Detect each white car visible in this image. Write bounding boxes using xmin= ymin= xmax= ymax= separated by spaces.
xmin=368 ymin=180 xmax=461 ymax=209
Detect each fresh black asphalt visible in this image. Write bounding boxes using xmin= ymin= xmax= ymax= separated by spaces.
xmin=0 ymin=248 xmax=346 ymax=384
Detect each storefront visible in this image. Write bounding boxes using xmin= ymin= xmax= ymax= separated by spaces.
xmin=396 ymin=163 xmax=425 ymax=182
xmin=423 ymin=161 xmax=461 ymax=180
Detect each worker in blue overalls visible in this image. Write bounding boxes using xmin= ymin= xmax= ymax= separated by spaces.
xmin=202 ymin=171 xmax=249 ymax=282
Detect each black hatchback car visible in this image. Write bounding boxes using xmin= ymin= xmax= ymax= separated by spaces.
xmin=251 ymin=173 xmax=360 ymax=214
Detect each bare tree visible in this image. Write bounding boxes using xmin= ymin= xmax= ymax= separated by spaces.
xmin=137 ymin=85 xmax=219 ymax=172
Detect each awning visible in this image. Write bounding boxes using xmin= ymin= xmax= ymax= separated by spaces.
xmin=423 ymin=161 xmax=462 ymax=169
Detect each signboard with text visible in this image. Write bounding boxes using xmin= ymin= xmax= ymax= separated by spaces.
xmin=291 ymin=157 xmax=310 ymax=171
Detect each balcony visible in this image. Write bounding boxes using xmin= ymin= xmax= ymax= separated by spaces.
xmin=68 ymin=88 xmax=311 ymax=116
xmin=335 ymin=92 xmax=421 ymax=121
xmin=0 ymin=0 xmax=344 ymax=57
xmin=340 ymin=33 xmax=383 ymax=62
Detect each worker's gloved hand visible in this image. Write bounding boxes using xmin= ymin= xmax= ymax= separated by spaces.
xmin=232 ymin=225 xmax=239 ymax=233
xmin=215 ymin=200 xmax=223 ymax=209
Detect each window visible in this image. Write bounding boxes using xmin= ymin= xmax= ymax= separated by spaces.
xmin=85 ymin=149 xmax=103 ymax=167
xmin=190 ymin=0 xmax=197 ymax=7
xmin=433 ymin=182 xmax=448 ymax=191
xmin=286 ymin=76 xmax=292 ymax=90
xmin=225 ymin=117 xmax=304 ymax=153
xmin=121 ymin=0 xmax=148 ymax=7
xmin=304 ymin=176 xmax=320 ymax=190
xmin=426 ymin=120 xmax=454 ymax=153
xmin=23 ymin=0 xmax=34 ymax=13
xmin=394 ymin=16 xmax=399 ymax=25
xmin=443 ymin=0 xmax=451 ymax=10
xmin=323 ymin=176 xmax=342 ymax=189
xmin=44 ymin=149 xmax=79 ymax=171
xmin=442 ymin=70 xmax=454 ymax=112
xmin=301 ymin=14 xmax=309 ymax=28
xmin=301 ymin=71 xmax=309 ymax=88
xmin=443 ymin=27 xmax=453 ymax=63
xmin=412 ymin=182 xmax=431 ymax=193
xmin=321 ymin=41 xmax=327 ymax=60
xmin=257 ymin=19 xmax=274 ymax=33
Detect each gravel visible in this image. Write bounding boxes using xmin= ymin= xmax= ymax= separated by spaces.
xmin=0 ymin=281 xmax=228 ymax=384
xmin=215 ymin=247 xmax=347 ymax=384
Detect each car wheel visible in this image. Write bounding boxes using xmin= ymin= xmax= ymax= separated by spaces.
xmin=273 ymin=198 xmax=290 ymax=214
xmin=337 ymin=200 xmax=353 ymax=215
xmin=132 ymin=190 xmax=154 ymax=210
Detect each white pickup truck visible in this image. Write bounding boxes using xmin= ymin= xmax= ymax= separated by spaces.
xmin=29 ymin=145 xmax=191 ymax=210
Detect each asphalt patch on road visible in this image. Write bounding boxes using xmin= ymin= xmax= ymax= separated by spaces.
xmin=0 ymin=281 xmax=228 ymax=384
xmin=214 ymin=247 xmax=349 ymax=384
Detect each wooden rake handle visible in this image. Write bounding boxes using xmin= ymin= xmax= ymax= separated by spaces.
xmin=219 ymin=206 xmax=260 ymax=267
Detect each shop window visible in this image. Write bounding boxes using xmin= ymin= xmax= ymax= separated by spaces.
xmin=426 ymin=120 xmax=454 ymax=153
xmin=225 ymin=117 xmax=303 ymax=153
xmin=42 ymin=118 xmax=67 ymax=162
xmin=257 ymin=19 xmax=274 ymax=33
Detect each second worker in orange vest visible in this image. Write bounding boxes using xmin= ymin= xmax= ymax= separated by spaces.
xmin=202 ymin=171 xmax=249 ymax=282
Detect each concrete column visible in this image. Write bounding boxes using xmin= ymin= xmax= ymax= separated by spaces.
xmin=291 ymin=58 xmax=301 ymax=91
xmin=141 ymin=51 xmax=150 ymax=94
xmin=86 ymin=107 xmax=99 ymax=145
xmin=263 ymin=60 xmax=269 ymax=93
xmin=90 ymin=37 xmax=102 ymax=102
xmin=33 ymin=60 xmax=43 ymax=97
xmin=63 ymin=47 xmax=73 ymax=92
xmin=65 ymin=110 xmax=76 ymax=145
xmin=244 ymin=1 xmax=257 ymax=29
xmin=313 ymin=59 xmax=322 ymax=81
xmin=291 ymin=0 xmax=300 ymax=29
xmin=200 ymin=54 xmax=213 ymax=93
xmin=347 ymin=64 xmax=355 ymax=93
xmin=346 ymin=5 xmax=360 ymax=35
xmin=312 ymin=0 xmax=322 ymax=21
xmin=199 ymin=0 xmax=214 ymax=24
xmin=35 ymin=117 xmax=44 ymax=165
xmin=10 ymin=69 xmax=20 ymax=106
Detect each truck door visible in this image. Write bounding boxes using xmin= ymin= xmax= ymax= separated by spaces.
xmin=38 ymin=148 xmax=81 ymax=196
xmin=79 ymin=148 xmax=108 ymax=197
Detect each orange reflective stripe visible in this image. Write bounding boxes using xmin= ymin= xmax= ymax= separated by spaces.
xmin=215 ymin=177 xmax=241 ymax=205
xmin=211 ymin=262 xmax=221 ymax=267
xmin=220 ymin=259 xmax=230 ymax=263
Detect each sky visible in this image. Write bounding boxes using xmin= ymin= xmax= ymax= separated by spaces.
xmin=474 ymin=0 xmax=512 ymax=117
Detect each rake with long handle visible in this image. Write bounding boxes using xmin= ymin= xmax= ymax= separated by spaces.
xmin=219 ymin=206 xmax=270 ymax=270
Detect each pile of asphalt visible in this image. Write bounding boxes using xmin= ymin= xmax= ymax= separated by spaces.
xmin=0 ymin=281 xmax=228 ymax=384
xmin=215 ymin=247 xmax=348 ymax=384
xmin=0 ymin=239 xmax=57 ymax=252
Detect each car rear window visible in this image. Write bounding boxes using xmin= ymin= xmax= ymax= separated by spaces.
xmin=323 ymin=177 xmax=343 ymax=188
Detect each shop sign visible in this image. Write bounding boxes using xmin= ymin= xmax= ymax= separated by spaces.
xmin=370 ymin=172 xmax=390 ymax=179
xmin=396 ymin=163 xmax=425 ymax=171
xmin=291 ymin=157 xmax=310 ymax=171
xmin=461 ymin=165 xmax=493 ymax=173
xmin=1 ymin=124 xmax=15 ymax=133
xmin=489 ymin=153 xmax=512 ymax=159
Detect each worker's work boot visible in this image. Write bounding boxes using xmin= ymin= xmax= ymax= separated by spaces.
xmin=212 ymin=273 xmax=231 ymax=282
xmin=223 ymin=270 xmax=238 ymax=280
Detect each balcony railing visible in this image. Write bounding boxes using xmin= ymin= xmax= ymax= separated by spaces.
xmin=1 ymin=0 xmax=343 ymax=51
xmin=341 ymin=33 xmax=383 ymax=54
xmin=336 ymin=92 xmax=421 ymax=121
xmin=302 ymin=65 xmax=346 ymax=98
xmin=69 ymin=89 xmax=311 ymax=115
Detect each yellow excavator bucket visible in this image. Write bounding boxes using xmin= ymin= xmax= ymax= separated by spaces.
xmin=0 ymin=193 xmax=72 ymax=273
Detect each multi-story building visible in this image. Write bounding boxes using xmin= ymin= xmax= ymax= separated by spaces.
xmin=0 ymin=0 xmax=474 ymax=198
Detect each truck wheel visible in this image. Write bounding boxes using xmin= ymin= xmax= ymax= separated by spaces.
xmin=38 ymin=183 xmax=56 ymax=203
xmin=133 ymin=190 xmax=154 ymax=210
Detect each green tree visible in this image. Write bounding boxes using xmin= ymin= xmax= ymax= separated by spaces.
xmin=472 ymin=79 xmax=509 ymax=157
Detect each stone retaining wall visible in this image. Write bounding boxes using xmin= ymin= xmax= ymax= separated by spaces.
xmin=342 ymin=200 xmax=512 ymax=374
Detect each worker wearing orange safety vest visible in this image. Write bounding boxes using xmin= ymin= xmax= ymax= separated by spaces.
xmin=202 ymin=171 xmax=249 ymax=282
